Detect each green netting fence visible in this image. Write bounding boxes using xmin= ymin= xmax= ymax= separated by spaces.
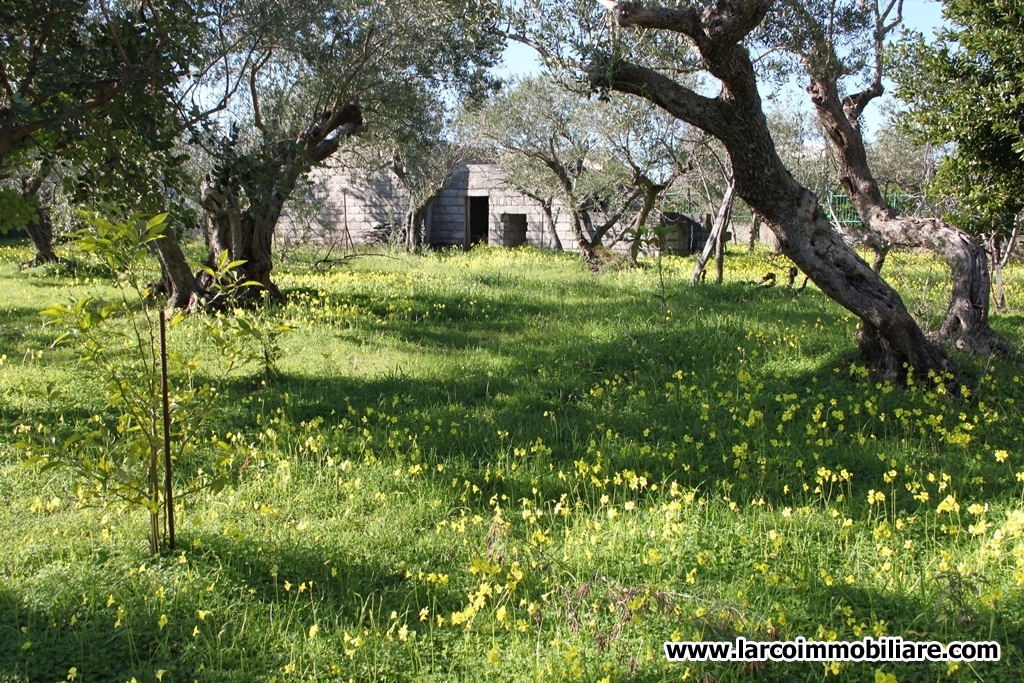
xmin=825 ymin=193 xmax=919 ymax=226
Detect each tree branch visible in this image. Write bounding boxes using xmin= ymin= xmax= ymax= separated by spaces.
xmin=842 ymin=82 xmax=883 ymax=123
xmin=306 ymin=104 xmax=366 ymax=163
xmin=98 ymin=0 xmax=134 ymax=68
xmin=0 ymin=60 xmax=15 ymax=101
xmin=842 ymin=0 xmax=903 ymax=123
xmin=594 ymin=185 xmax=645 ymax=240
xmin=503 ymin=31 xmax=556 ymax=65
xmin=587 ymin=57 xmax=727 ymax=139
xmin=609 ymin=0 xmax=771 ymax=52
xmin=19 ymin=10 xmax=57 ymax=96
xmin=542 ymin=138 xmax=577 ymax=196
xmin=879 ymin=0 xmax=904 ymax=34
xmin=608 ymin=3 xmax=703 ymax=42
xmin=250 ymin=50 xmax=272 ymax=136
xmin=181 ymin=46 xmax=259 ymax=128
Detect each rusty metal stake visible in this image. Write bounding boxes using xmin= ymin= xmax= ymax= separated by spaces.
xmin=160 ymin=309 xmax=176 ymax=551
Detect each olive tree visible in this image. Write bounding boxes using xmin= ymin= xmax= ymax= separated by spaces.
xmin=769 ymin=0 xmax=1005 ymax=353
xmin=893 ymin=0 xmax=1024 ymax=314
xmin=358 ymin=98 xmax=470 ymax=252
xmin=197 ymin=0 xmax=501 ymax=300
xmin=508 ymin=0 xmax=952 ymax=379
xmin=0 ymin=0 xmax=203 ymax=265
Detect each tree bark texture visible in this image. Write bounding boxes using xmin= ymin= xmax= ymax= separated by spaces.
xmin=405 ymin=211 xmax=423 ymax=251
xmin=200 ymin=182 xmax=277 ymax=301
xmin=20 ymin=166 xmax=59 ymax=266
xmin=150 ymin=234 xmax=203 ymax=310
xmin=24 ymin=206 xmax=59 ymax=266
xmin=570 ymin=212 xmax=601 ymax=268
xmin=807 ymin=76 xmax=1006 ymax=354
xmin=598 ymin=0 xmax=952 ymax=379
xmin=542 ymin=200 xmax=563 ymax=252
xmin=621 ymin=172 xmax=672 ymax=265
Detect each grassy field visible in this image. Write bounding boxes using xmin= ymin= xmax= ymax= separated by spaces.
xmin=1 ymin=239 xmax=1023 ymax=682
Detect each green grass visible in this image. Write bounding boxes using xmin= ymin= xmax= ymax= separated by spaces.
xmin=1 ymin=240 xmax=1023 ymax=682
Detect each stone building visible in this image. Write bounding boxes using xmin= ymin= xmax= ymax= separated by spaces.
xmin=423 ymin=163 xmax=576 ymax=250
xmin=279 ymin=160 xmax=756 ymax=254
xmin=278 ymin=161 xmax=578 ymax=251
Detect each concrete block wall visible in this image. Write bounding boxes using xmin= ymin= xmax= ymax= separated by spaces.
xmin=425 ymin=165 xmax=469 ymax=247
xmin=276 ymin=168 xmax=407 ymax=248
xmin=426 ymin=163 xmax=585 ymax=251
xmin=729 ymin=220 xmax=780 ymax=251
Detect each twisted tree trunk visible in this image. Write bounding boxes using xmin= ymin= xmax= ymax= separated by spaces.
xmin=596 ymin=0 xmax=952 ymax=380
xmin=20 ymin=165 xmax=59 ymax=266
xmin=807 ymin=77 xmax=1007 ymax=355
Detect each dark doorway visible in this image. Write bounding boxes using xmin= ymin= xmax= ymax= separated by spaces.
xmin=468 ymin=196 xmax=489 ymax=246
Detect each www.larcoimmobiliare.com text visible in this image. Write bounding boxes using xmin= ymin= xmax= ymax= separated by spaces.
xmin=664 ymin=636 xmax=1000 ymax=663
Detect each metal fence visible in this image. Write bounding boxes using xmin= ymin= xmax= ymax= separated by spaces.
xmin=826 ymin=193 xmax=919 ymax=226
xmin=659 ymin=191 xmax=920 ymax=227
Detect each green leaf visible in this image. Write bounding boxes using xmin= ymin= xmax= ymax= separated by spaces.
xmin=146 ymin=213 xmax=169 ymax=230
xmin=39 ymin=460 xmax=66 ymax=473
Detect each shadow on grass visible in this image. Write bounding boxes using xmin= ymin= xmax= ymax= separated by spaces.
xmin=0 ymin=305 xmax=56 ymax=358
xmin=198 ymin=296 xmax=1024 ymax=516
xmin=10 ymin=257 xmax=1024 ymax=513
xmin=6 ymin=248 xmax=1024 ymax=682
xmin=0 ymin=523 xmax=475 ymax=683
xmin=3 ymin=510 xmax=1022 ymax=683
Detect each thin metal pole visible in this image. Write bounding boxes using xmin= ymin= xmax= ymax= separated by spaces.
xmin=159 ymin=309 xmax=176 ymax=551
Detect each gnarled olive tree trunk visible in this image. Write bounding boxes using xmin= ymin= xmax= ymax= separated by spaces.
xmin=531 ymin=153 xmax=641 ymax=266
xmin=201 ymin=170 xmax=290 ymax=302
xmin=571 ymin=189 xmax=644 ymax=268
xmin=201 ymin=104 xmax=365 ymax=303
xmin=596 ymin=0 xmax=951 ymax=380
xmin=20 ymin=166 xmax=59 ymax=266
xmin=24 ymin=206 xmax=59 ymax=266
xmin=807 ymin=77 xmax=1007 ymax=355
